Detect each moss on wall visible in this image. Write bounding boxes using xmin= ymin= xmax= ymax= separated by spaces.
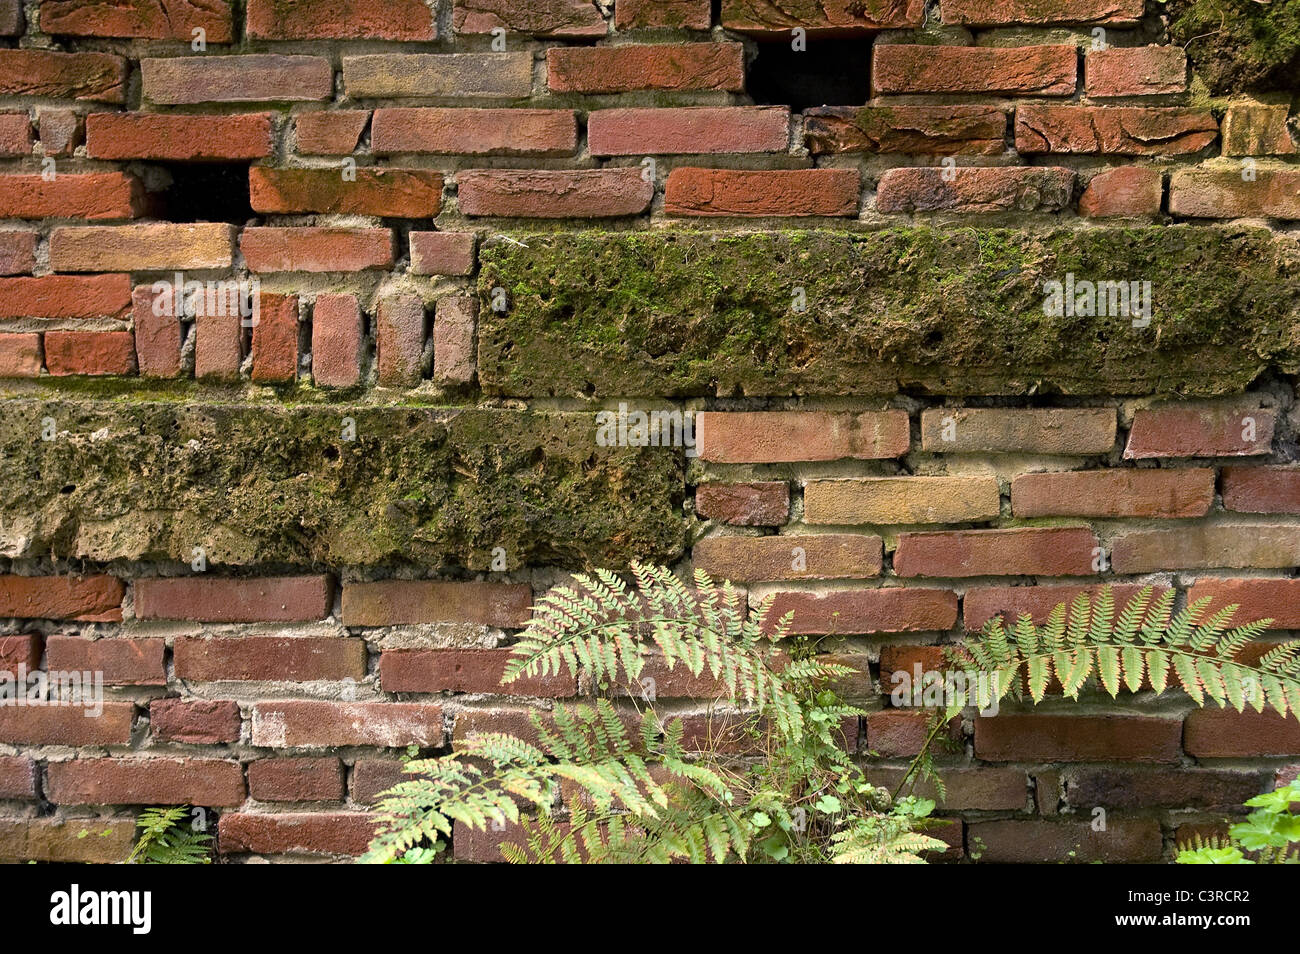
xmin=1169 ymin=0 xmax=1300 ymax=94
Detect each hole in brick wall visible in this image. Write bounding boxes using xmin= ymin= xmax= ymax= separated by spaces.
xmin=154 ymin=163 xmax=254 ymax=224
xmin=747 ymin=39 xmax=873 ymax=110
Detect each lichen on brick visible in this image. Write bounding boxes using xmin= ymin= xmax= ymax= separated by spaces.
xmin=1169 ymin=0 xmax=1300 ymax=94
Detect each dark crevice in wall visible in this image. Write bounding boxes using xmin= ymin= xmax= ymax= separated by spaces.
xmin=747 ymin=38 xmax=873 ymax=110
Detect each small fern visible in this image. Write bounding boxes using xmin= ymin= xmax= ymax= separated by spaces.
xmin=1176 ymin=781 xmax=1300 ymax=864
xmin=127 ymin=806 xmax=213 ymax=865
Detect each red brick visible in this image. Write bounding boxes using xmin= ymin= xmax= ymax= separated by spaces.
xmin=51 ymin=223 xmax=235 ymax=272
xmin=409 ymin=232 xmax=476 ymax=276
xmin=0 ymin=574 xmax=124 ymax=621
xmin=589 ymin=107 xmax=788 ymax=156
xmin=1113 ymin=523 xmax=1300 ymax=573
xmin=150 ymin=698 xmax=242 ymax=744
xmin=373 ymin=107 xmax=576 ymax=157
xmin=249 ymin=167 xmax=443 ymax=218
xmin=142 ymin=54 xmax=332 ymax=105
xmin=876 ymin=166 xmax=1074 ymax=214
xmin=0 ymin=703 xmax=135 ymax=745
xmin=865 ymin=765 xmax=1027 ymax=811
xmin=0 ymin=818 xmax=135 ymax=863
xmin=1222 ymin=100 xmax=1296 ymax=157
xmin=1011 ymin=468 xmax=1213 ymax=518
xmin=940 ymin=0 xmax=1142 ymax=24
xmin=1185 ymin=709 xmax=1300 ymax=757
xmin=251 ymin=700 xmax=444 ymax=748
xmin=0 ymin=274 xmax=131 ymax=319
xmin=1086 ymin=46 xmax=1188 ymax=97
xmin=0 ymin=333 xmax=42 ymax=377
xmin=1126 ymin=404 xmax=1274 ymax=458
xmin=920 ymin=407 xmax=1115 ymax=454
xmin=45 ymin=636 xmax=165 ymax=686
xmin=617 ymin=0 xmax=711 ymax=29
xmin=693 ymin=534 xmax=881 ymax=582
xmin=241 ymin=227 xmax=395 ymax=273
xmin=804 ymin=476 xmax=1001 ymax=525
xmin=0 ymin=111 xmax=30 ymax=157
xmin=375 ymin=293 xmax=425 ymax=388
xmin=963 ymin=582 xmax=1167 ymax=629
xmin=976 ymin=713 xmax=1182 ymax=762
xmin=311 ymin=293 xmax=363 ymax=388
xmin=352 ymin=759 xmax=407 ymax=803
xmin=721 ymin=0 xmax=922 ymax=33
xmin=1223 ymin=466 xmax=1300 ymax=513
xmin=696 ymin=411 xmax=909 ymax=463
xmin=248 ymin=0 xmax=434 ymax=39
xmin=248 ymin=758 xmax=345 ymax=802
xmin=0 ymin=231 xmax=37 ymax=276
xmin=195 ymin=310 xmax=241 ymax=381
xmin=765 ymin=587 xmax=958 ymax=634
xmin=342 ymin=53 xmax=533 ymax=99
xmin=380 ymin=648 xmax=577 ymax=696
xmin=433 ymin=295 xmax=476 ymax=385
xmin=1170 ymin=168 xmax=1300 ymax=219
xmin=546 ymin=43 xmax=744 ymax=93
xmin=175 ymin=636 xmax=367 ymax=682
xmin=1079 ymin=165 xmax=1163 ymax=217
xmin=454 ymin=0 xmax=605 ymax=35
xmin=0 ymin=172 xmax=140 ymax=220
xmin=968 ymin=818 xmax=1161 ymax=863
xmin=47 ymin=757 xmax=244 ymax=807
xmin=87 ymin=112 xmax=273 ymax=161
xmin=1063 ymin=768 xmax=1265 ymax=810
xmin=696 ymin=482 xmax=789 ymax=526
xmin=878 ymin=643 xmax=947 ymax=688
xmin=1016 ymin=106 xmax=1217 ymax=155
xmin=457 ymin=168 xmax=652 ymax=218
xmin=134 ymin=575 xmax=333 ymax=623
xmin=0 ymin=50 xmax=127 ymax=103
xmin=38 ymin=108 xmax=82 ymax=157
xmin=341 ymin=580 xmax=532 ymax=628
xmin=131 ymin=285 xmax=181 ymax=378
xmin=665 ymin=168 xmax=859 ymax=217
xmin=0 ymin=634 xmax=41 ymax=675
xmin=804 ymin=104 xmax=1006 ymax=155
xmin=604 ymin=651 xmax=740 ymax=699
xmin=41 ymin=0 xmax=233 ymax=41
xmin=250 ymin=293 xmax=299 ymax=384
xmin=295 ymin=110 xmax=370 ymax=155
xmin=0 ymin=757 xmax=36 ymax=799
xmin=44 ymin=330 xmax=137 ymax=377
xmin=896 ymin=526 xmax=1098 ymax=578
xmin=219 ymin=812 xmax=375 ymax=856
xmin=872 ymin=44 xmax=1077 ymax=96
xmin=1186 ymin=578 xmax=1300 ymax=630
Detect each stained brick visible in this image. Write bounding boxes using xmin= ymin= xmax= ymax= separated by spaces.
xmin=134 ymin=575 xmax=333 ymax=623
xmin=380 ymin=648 xmax=576 ymax=696
xmin=50 ymin=223 xmax=235 ymax=272
xmin=940 ymin=0 xmax=1143 ymax=24
xmin=1063 ymin=768 xmax=1264 ymax=810
xmin=87 ymin=112 xmax=274 ymax=161
xmin=41 ymin=0 xmax=233 ymax=41
xmin=150 ymin=698 xmax=242 ymax=744
xmin=920 ymin=408 xmax=1116 ymax=454
xmin=219 ymin=812 xmax=376 ymax=856
xmin=311 ymin=293 xmax=364 ymax=388
xmin=375 ymin=293 xmax=426 ymax=388
xmin=804 ymin=476 xmax=1001 ymax=525
xmin=242 ymin=227 xmax=395 ymax=273
xmin=616 ymin=0 xmax=711 ymax=29
xmin=295 ymin=110 xmax=370 ymax=155
xmin=47 ymin=757 xmax=245 ymax=807
xmin=457 ymin=169 xmax=652 ymax=218
xmin=0 ymin=818 xmax=134 ymax=863
xmin=975 ymin=713 xmax=1182 ymax=762
xmin=1085 ymin=46 xmax=1188 ymax=97
xmin=433 ymin=295 xmax=476 ymax=385
xmin=1015 ymin=106 xmax=1217 ymax=155
xmin=410 ymin=232 xmax=477 ymax=276
xmin=722 ymin=0 xmax=923 ymax=32
xmin=247 ymin=0 xmax=435 ymax=40
xmin=764 ymin=587 xmax=958 ymax=634
xmin=1010 ymin=468 xmax=1214 ymax=518
xmin=696 ymin=411 xmax=910 ymax=463
xmin=372 ymin=107 xmax=575 ymax=157
xmin=0 ymin=172 xmax=141 ymax=220
xmin=342 ymin=581 xmax=532 ymax=628
xmin=872 ymin=44 xmax=1077 ymax=96
xmin=665 ymin=168 xmax=859 ymax=217
xmin=804 ymin=105 xmax=1006 ymax=155
xmin=876 ymin=167 xmax=1074 ymax=214
xmin=38 ymin=108 xmax=82 ymax=157
xmin=45 ymin=636 xmax=165 ymax=685
xmin=1222 ymin=466 xmax=1300 ymax=513
xmin=894 ymin=527 xmax=1099 ymax=578
xmin=343 ymin=53 xmax=533 ymax=99
xmin=0 ymin=574 xmax=124 ymax=621
xmin=251 ymin=700 xmax=444 ymax=748
xmin=546 ymin=43 xmax=745 ymax=93
xmin=968 ymin=819 xmax=1161 ymax=863
xmin=0 ymin=50 xmax=127 ymax=102
xmin=693 ymin=534 xmax=882 ymax=582
xmin=454 ymin=0 xmax=606 ymax=36
xmin=1222 ymin=100 xmax=1296 ymax=156
xmin=589 ymin=107 xmax=788 ymax=156
xmin=248 ymin=758 xmax=345 ymax=802
xmin=695 ymin=482 xmax=789 ymax=526
xmin=1169 ymin=168 xmax=1300 ymax=220
xmin=174 ymin=636 xmax=367 ymax=682
xmin=1126 ymin=404 xmax=1274 ymax=458
xmin=250 ymin=167 xmax=443 ymax=218
xmin=142 ymin=55 xmax=333 ymax=105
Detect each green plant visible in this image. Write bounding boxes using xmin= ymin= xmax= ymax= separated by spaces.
xmin=362 ymin=563 xmax=948 ymax=864
xmin=127 ymin=806 xmax=213 ymax=864
xmin=1176 ymin=781 xmax=1300 ymax=864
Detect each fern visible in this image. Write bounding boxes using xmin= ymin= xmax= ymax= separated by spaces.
xmin=1176 ymin=781 xmax=1300 ymax=864
xmin=127 ymin=806 xmax=212 ymax=865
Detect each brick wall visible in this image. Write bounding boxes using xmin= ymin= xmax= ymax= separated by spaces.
xmin=0 ymin=0 xmax=1298 ymax=862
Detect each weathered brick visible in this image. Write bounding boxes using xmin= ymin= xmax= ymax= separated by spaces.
xmin=693 ymin=534 xmax=882 ymax=582
xmin=47 ymin=757 xmax=245 ymax=807
xmin=765 ymin=587 xmax=958 ymax=634
xmin=1085 ymin=46 xmax=1188 ymax=97
xmin=45 ymin=636 xmax=165 ymax=685
xmin=805 ymin=476 xmax=1001 ymax=525
xmin=45 ymin=330 xmax=137 ymax=377
xmin=805 ymin=105 xmax=1006 ymax=155
xmin=41 ymin=0 xmax=233 ymax=41
xmin=0 ymin=274 xmax=131 ymax=319
xmin=1079 ymin=165 xmax=1163 ymax=217
xmin=0 ymin=634 xmax=41 ymax=675
xmin=1126 ymin=404 xmax=1274 ymax=458
xmin=434 ymin=295 xmax=476 ymax=385
xmin=1185 ymin=709 xmax=1300 ymax=757
xmin=1011 ymin=468 xmax=1214 ymax=518
xmin=1169 ymin=168 xmax=1300 ymax=219
xmin=876 ymin=166 xmax=1074 ymax=214
xmin=0 ymin=333 xmax=40 ymax=377
xmin=142 ymin=55 xmax=332 ymax=105
xmin=311 ymin=293 xmax=363 ymax=388
xmin=865 ymin=765 xmax=1027 ymax=811
xmin=250 ymin=167 xmax=443 ymax=218
xmin=1016 ymin=106 xmax=1217 ymax=155
xmin=375 ymin=293 xmax=426 ymax=388
xmin=343 ymin=53 xmax=533 ymax=99
xmin=410 ymin=232 xmax=477 ymax=276
xmin=38 ymin=108 xmax=82 ymax=157
xmin=219 ymin=812 xmax=375 ymax=856
xmin=241 ymin=227 xmax=394 ymax=273
xmin=940 ymin=0 xmax=1143 ymax=24
xmin=1222 ymin=466 xmax=1300 ymax=513
xmin=0 ymin=50 xmax=127 ymax=102
xmin=0 ymin=818 xmax=134 ymax=863
xmin=0 ymin=231 xmax=37 ymax=276
xmin=0 ymin=172 xmax=141 ymax=220
xmin=372 ymin=107 xmax=575 ymax=157
xmin=697 ymin=411 xmax=910 ymax=463
xmin=0 ymin=574 xmax=124 ymax=621
xmin=1064 ymin=768 xmax=1264 ymax=810
xmin=134 ymin=575 xmax=333 ymax=623
xmin=976 ymin=713 xmax=1182 ymax=762
xmin=920 ymin=407 xmax=1116 ymax=454
xmin=454 ymin=0 xmax=605 ymax=36
xmin=0 ymin=0 xmax=20 ymax=34
xmin=1222 ymin=100 xmax=1296 ymax=156
xmin=51 ymin=223 xmax=235 ymax=272
xmin=964 ymin=582 xmax=1165 ymax=628
xmin=195 ymin=310 xmax=241 ymax=381
xmin=616 ymin=0 xmax=711 ymax=29
xmin=589 ymin=107 xmax=788 ymax=156
xmin=0 ymin=703 xmax=135 ymax=745
xmin=0 ymin=757 xmax=36 ymax=799
xmin=722 ymin=0 xmax=923 ymax=33
xmin=295 ymin=110 xmax=370 ymax=155
xmin=150 ymin=698 xmax=242 ymax=744
xmin=352 ymin=759 xmax=407 ymax=804
xmin=87 ymin=112 xmax=274 ymax=161
xmin=248 ymin=758 xmax=345 ymax=802
xmin=696 ymin=482 xmax=789 ymax=526
xmin=252 ymin=700 xmax=444 ymax=748
xmin=249 ymin=293 xmax=298 ymax=384
xmin=547 ymin=43 xmax=745 ymax=93
xmin=873 ymin=44 xmax=1077 ymax=96
xmin=128 ymin=286 xmax=179 ymax=378
xmin=380 ymin=648 xmax=577 ymax=696
xmin=342 ymin=581 xmax=532 ymax=628
xmin=1186 ymin=577 xmax=1300 ymax=629
xmin=895 ymin=527 xmax=1098 ymax=578
xmin=968 ymin=818 xmax=1161 ymax=863
xmin=248 ymin=0 xmax=434 ymax=39
xmin=665 ymin=168 xmax=859 ymax=217
xmin=866 ymin=710 xmax=955 ymax=757
xmin=0 ymin=111 xmax=30 ymax=157
xmin=458 ymin=169 xmax=653 ymax=218
xmin=175 ymin=636 xmax=367 ymax=682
